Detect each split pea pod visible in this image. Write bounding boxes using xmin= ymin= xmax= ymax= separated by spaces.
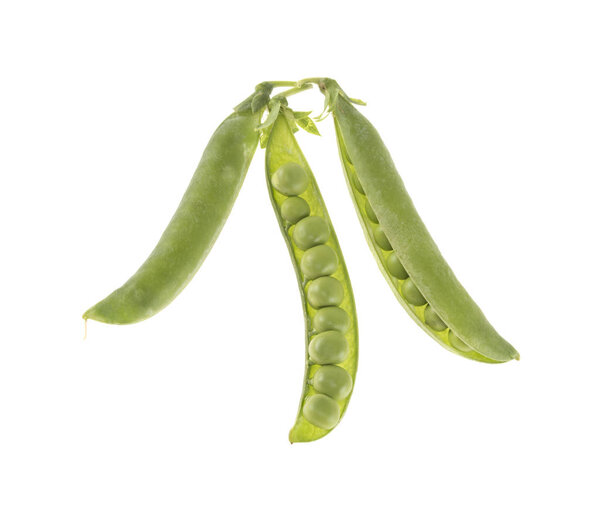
xmin=265 ymin=110 xmax=358 ymax=442
xmin=83 ymin=106 xmax=261 ymax=324
xmin=311 ymin=79 xmax=518 ymax=363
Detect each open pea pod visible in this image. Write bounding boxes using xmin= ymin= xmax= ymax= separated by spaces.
xmin=265 ymin=110 xmax=358 ymax=442
xmin=306 ymin=78 xmax=518 ymax=363
xmin=84 ymin=101 xmax=261 ymax=324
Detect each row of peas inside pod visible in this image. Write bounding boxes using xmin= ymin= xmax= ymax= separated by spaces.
xmin=345 ymin=161 xmax=472 ymax=354
xmin=264 ymin=109 xmax=358 ymax=442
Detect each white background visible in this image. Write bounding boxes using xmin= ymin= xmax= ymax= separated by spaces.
xmin=1 ymin=1 xmax=599 ymax=518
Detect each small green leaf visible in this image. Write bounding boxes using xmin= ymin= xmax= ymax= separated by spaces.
xmin=314 ymin=89 xmax=331 ymax=121
xmin=251 ymin=91 xmax=270 ymax=113
xmin=251 ymin=84 xmax=274 ymax=113
xmin=296 ymin=116 xmax=321 ymax=136
xmin=257 ymin=100 xmax=281 ymax=131
xmin=293 ymin=111 xmax=312 ymax=119
xmin=348 ymin=96 xmax=366 ymax=106
xmin=259 ymin=125 xmax=272 ymax=148
xmin=233 ymin=93 xmax=255 ymax=113
xmin=282 ymin=107 xmax=299 ymax=133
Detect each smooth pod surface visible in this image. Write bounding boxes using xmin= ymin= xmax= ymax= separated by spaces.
xmin=265 ymin=112 xmax=358 ymax=442
xmin=332 ymin=92 xmax=518 ymax=363
xmin=84 ymin=110 xmax=260 ymax=324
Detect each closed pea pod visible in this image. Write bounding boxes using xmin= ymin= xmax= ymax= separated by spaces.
xmin=265 ymin=109 xmax=358 ymax=442
xmin=304 ymin=78 xmax=518 ymax=363
xmin=83 ymin=101 xmax=261 ymax=324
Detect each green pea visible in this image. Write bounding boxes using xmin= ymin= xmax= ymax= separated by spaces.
xmin=300 ymin=245 xmax=338 ymax=280
xmin=302 ymin=394 xmax=341 ymax=430
xmin=271 ymin=162 xmax=309 ymax=196
xmin=313 ymin=307 xmax=350 ymax=333
xmin=449 ymin=330 xmax=472 ymax=352
xmin=293 ymin=216 xmax=330 ymax=250
xmin=308 ymin=331 xmax=349 ymax=364
xmin=364 ymin=200 xmax=378 ymax=223
xmin=424 ymin=305 xmax=447 ymax=332
xmin=307 ymin=277 xmax=344 ymax=309
xmin=386 ymin=253 xmax=408 ymax=279
xmin=353 ymin=174 xmax=365 ymax=195
xmin=313 ymin=365 xmax=353 ymax=400
xmin=280 ymin=197 xmax=310 ymax=224
xmin=343 ymin=147 xmax=353 ymax=165
xmin=401 ymin=278 xmax=427 ymax=306
xmin=373 ymin=227 xmax=393 ymax=251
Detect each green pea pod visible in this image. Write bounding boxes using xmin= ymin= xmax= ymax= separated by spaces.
xmin=318 ymin=80 xmax=518 ymax=363
xmin=265 ymin=111 xmax=358 ymax=442
xmin=84 ymin=109 xmax=260 ymax=324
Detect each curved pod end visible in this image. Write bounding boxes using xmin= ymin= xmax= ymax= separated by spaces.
xmin=83 ymin=110 xmax=260 ymax=325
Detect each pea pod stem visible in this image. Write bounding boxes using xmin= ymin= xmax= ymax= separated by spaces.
xmin=257 ymin=80 xmax=297 ymax=88
xmin=272 ymin=83 xmax=312 ymax=101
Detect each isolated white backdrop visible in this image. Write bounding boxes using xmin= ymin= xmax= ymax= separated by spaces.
xmin=1 ymin=1 xmax=599 ymax=518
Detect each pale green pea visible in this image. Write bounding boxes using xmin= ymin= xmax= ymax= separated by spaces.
xmin=449 ymin=330 xmax=472 ymax=352
xmin=303 ymin=394 xmax=340 ymax=430
xmin=280 ymin=197 xmax=310 ymax=224
xmin=353 ymin=175 xmax=365 ymax=194
xmin=373 ymin=227 xmax=393 ymax=251
xmin=271 ymin=162 xmax=309 ymax=196
xmin=424 ymin=305 xmax=447 ymax=331
xmin=293 ymin=216 xmax=330 ymax=250
xmin=386 ymin=253 xmax=408 ymax=279
xmin=401 ymin=278 xmax=427 ymax=306
xmin=343 ymin=148 xmax=353 ymax=165
xmin=313 ymin=307 xmax=350 ymax=333
xmin=312 ymin=365 xmax=353 ymax=400
xmin=308 ymin=331 xmax=349 ymax=364
xmin=307 ymin=277 xmax=344 ymax=309
xmin=364 ymin=200 xmax=378 ymax=223
xmin=300 ymin=245 xmax=338 ymax=280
